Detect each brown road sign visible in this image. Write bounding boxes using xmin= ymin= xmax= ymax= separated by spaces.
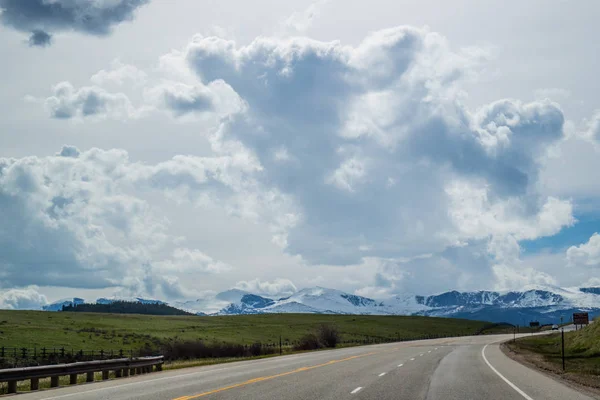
xmin=573 ymin=312 xmax=589 ymax=325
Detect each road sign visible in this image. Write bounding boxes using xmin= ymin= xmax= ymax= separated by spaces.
xmin=573 ymin=312 xmax=589 ymax=325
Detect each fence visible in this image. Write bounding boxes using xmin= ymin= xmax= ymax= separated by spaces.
xmin=0 ymin=356 xmax=163 ymax=394
xmin=0 ymin=347 xmax=154 ymax=369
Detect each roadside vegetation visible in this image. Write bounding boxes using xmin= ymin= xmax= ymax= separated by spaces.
xmin=504 ymin=322 xmax=600 ymax=390
xmin=0 ymin=310 xmax=512 ymax=351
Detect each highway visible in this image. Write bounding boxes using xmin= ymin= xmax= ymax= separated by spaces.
xmin=16 ymin=332 xmax=597 ymax=400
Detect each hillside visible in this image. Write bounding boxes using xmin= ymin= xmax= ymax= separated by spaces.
xmin=61 ymin=301 xmax=193 ymax=316
xmin=506 ymin=322 xmax=600 ymax=385
xmin=0 ymin=310 xmax=505 ymax=351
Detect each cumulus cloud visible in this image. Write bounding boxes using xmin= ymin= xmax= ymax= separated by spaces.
xmin=0 ymin=146 xmax=243 ymax=299
xmin=178 ymin=26 xmax=571 ymax=268
xmin=146 ymin=80 xmax=244 ymax=119
xmin=43 ymin=81 xmax=138 ymax=120
xmin=0 ymin=0 xmax=149 ymax=45
xmin=90 ymin=60 xmax=148 ymax=87
xmin=585 ymin=111 xmax=600 ymax=142
xmin=158 ymin=248 xmax=232 ymax=274
xmin=11 ymin=25 xmax=590 ymax=297
xmin=492 ymin=264 xmax=557 ymax=291
xmin=567 ymin=233 xmax=600 ymax=268
xmin=0 ymin=287 xmax=48 ymax=310
xmin=235 ymin=278 xmax=297 ymax=298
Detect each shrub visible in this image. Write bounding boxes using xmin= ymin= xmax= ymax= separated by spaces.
xmin=317 ymin=324 xmax=340 ymax=348
xmin=294 ymin=333 xmax=322 ymax=351
xmin=161 ymin=340 xmax=275 ymax=360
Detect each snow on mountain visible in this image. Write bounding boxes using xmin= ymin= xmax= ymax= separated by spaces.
xmin=96 ymin=297 xmax=166 ymax=305
xmin=36 ymin=285 xmax=600 ymax=325
xmin=261 ymin=287 xmax=385 ymax=315
xmin=263 ymin=302 xmax=324 ymax=314
xmin=42 ymin=297 xmax=84 ymax=311
xmin=383 ymin=294 xmax=431 ymax=314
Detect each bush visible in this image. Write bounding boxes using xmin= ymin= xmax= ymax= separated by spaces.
xmin=294 ymin=333 xmax=322 ymax=351
xmin=317 ymin=324 xmax=340 ymax=348
xmin=161 ymin=340 xmax=276 ymax=360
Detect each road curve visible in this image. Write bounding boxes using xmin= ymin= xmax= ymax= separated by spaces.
xmin=14 ymin=333 xmax=598 ymax=400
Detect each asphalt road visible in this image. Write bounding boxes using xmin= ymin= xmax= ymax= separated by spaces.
xmin=15 ymin=332 xmax=598 ymax=400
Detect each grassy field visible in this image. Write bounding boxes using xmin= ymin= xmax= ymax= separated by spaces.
xmin=505 ymin=322 xmax=600 ymax=384
xmin=0 ymin=310 xmax=505 ymax=351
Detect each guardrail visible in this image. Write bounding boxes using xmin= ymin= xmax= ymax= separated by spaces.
xmin=0 ymin=356 xmax=163 ymax=394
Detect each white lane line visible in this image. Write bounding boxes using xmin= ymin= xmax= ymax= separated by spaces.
xmin=435 ymin=347 xmax=438 ymax=350
xmin=428 ymin=350 xmax=431 ymax=353
xmin=420 ymin=353 xmax=424 ymax=356
xmin=379 ymin=372 xmax=386 ymax=377
xmin=410 ymin=358 xmax=415 ymax=361
xmin=398 ymin=363 xmax=404 ymax=367
xmin=351 ymin=387 xmax=363 ymax=394
xmin=482 ymin=344 xmax=534 ymax=400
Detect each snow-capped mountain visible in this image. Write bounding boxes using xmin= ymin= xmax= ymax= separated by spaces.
xmin=96 ymin=297 xmax=166 ymax=305
xmin=42 ymin=297 xmax=85 ymax=311
xmin=208 ymin=285 xmax=599 ymax=324
xmin=41 ymin=296 xmax=164 ymax=311
xmin=38 ymin=285 xmax=600 ymax=325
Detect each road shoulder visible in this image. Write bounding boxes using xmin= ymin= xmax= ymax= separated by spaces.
xmin=501 ymin=341 xmax=600 ymax=399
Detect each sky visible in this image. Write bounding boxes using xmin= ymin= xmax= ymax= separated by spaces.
xmin=1 ymin=0 xmax=599 ymax=309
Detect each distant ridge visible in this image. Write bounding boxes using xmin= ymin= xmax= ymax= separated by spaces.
xmin=40 ymin=285 xmax=600 ymax=325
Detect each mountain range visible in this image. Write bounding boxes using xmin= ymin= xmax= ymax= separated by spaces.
xmin=41 ymin=285 xmax=600 ymax=326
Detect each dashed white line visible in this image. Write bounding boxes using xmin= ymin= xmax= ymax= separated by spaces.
xmin=351 ymin=387 xmax=363 ymax=394
xmin=398 ymin=363 xmax=404 ymax=367
xmin=379 ymin=372 xmax=386 ymax=377
xmin=410 ymin=358 xmax=415 ymax=361
xmin=420 ymin=353 xmax=424 ymax=356
xmin=435 ymin=347 xmax=438 ymax=350
xmin=481 ymin=344 xmax=534 ymax=400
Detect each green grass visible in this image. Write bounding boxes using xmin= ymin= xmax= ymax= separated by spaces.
xmin=508 ymin=323 xmax=600 ymax=376
xmin=0 ymin=311 xmax=501 ymax=351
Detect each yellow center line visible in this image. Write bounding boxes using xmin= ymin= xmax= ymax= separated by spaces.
xmin=172 ymin=352 xmax=377 ymax=400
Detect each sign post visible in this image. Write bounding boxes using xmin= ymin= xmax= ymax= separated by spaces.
xmin=573 ymin=312 xmax=589 ymax=330
xmin=561 ymin=328 xmax=565 ymax=371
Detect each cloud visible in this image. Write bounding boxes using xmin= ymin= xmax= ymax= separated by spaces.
xmin=90 ymin=60 xmax=148 ymax=87
xmin=43 ymin=81 xmax=138 ymax=120
xmin=283 ymin=0 xmax=330 ymax=33
xmin=28 ymin=29 xmax=52 ymax=47
xmin=492 ymin=264 xmax=557 ymax=291
xmin=146 ymin=80 xmax=244 ymax=118
xmin=235 ymin=278 xmax=297 ymax=298
xmin=567 ymin=233 xmax=600 ymax=268
xmin=0 ymin=145 xmax=242 ymax=299
xmin=586 ymin=111 xmax=600 ymax=142
xmin=158 ymin=248 xmax=232 ymax=274
xmin=180 ymin=26 xmax=571 ymax=267
xmin=0 ymin=0 xmax=149 ymax=45
xmin=0 ymin=287 xmax=48 ymax=310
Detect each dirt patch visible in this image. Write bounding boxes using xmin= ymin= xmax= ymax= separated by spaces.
xmin=501 ymin=341 xmax=600 ymax=398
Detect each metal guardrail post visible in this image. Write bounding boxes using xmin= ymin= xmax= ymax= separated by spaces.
xmin=0 ymin=356 xmax=163 ymax=394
